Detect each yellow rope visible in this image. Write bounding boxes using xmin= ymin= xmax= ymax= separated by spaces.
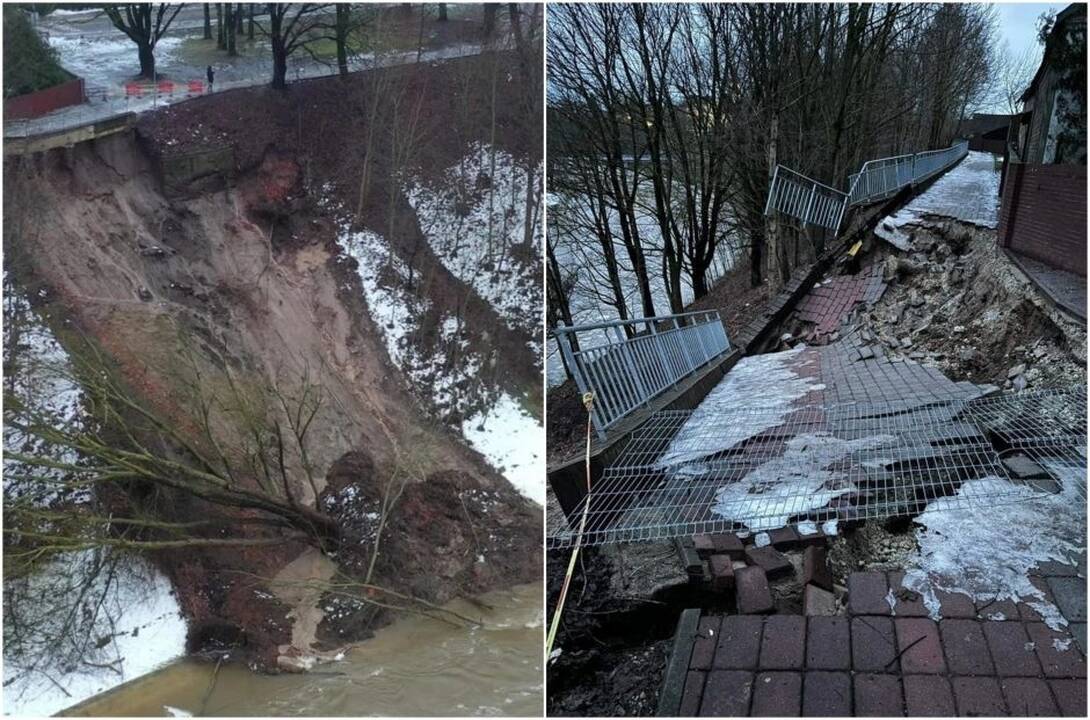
xmin=545 ymin=391 xmax=595 ymax=659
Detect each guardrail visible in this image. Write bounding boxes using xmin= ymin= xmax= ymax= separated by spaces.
xmin=554 ymin=310 xmax=731 ymax=440
xmin=765 ymin=140 xmax=970 ymax=233
xmin=764 ymin=165 xmax=848 ymax=232
xmin=847 ymin=141 xmax=968 ymax=206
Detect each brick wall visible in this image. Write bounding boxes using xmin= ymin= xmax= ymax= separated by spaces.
xmin=997 ymin=163 xmax=1087 ymax=276
xmin=4 ymin=77 xmax=85 ymax=120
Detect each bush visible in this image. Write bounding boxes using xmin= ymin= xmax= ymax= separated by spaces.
xmin=3 ymin=6 xmax=71 ymax=98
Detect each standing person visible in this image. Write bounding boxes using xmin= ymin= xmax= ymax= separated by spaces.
xmin=206 ymin=64 xmax=215 ymax=92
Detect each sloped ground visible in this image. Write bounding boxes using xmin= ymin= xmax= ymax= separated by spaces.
xmin=3 ymin=51 xmax=541 ymax=707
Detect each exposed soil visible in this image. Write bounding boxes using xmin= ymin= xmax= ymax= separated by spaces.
xmin=843 ymin=219 xmax=1086 ymax=390
xmin=3 ymin=51 xmax=542 ymax=673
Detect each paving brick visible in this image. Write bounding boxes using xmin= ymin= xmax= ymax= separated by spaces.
xmin=887 ymin=572 xmax=928 ymax=617
xmin=699 ymin=670 xmax=753 ymax=716
xmin=683 ymin=546 xmax=706 ymax=582
xmin=848 ymin=571 xmax=891 ymax=615
xmin=712 ymin=533 xmax=746 ymax=559
xmin=939 ymin=619 xmax=995 ymax=676
xmin=1049 ymin=678 xmax=1088 ymax=717
xmin=803 ymin=584 xmax=837 ymax=616
xmin=1025 ymin=622 xmax=1087 ymax=678
xmin=690 ymin=616 xmax=721 ymax=670
xmin=903 ymin=675 xmax=956 ymax=717
xmin=709 ymin=555 xmax=735 ymax=592
xmin=854 ymin=674 xmax=903 ymax=717
xmin=802 ymin=671 xmax=851 ymax=716
xmin=759 ymin=616 xmax=806 ymax=670
xmin=983 ymin=620 xmax=1043 ymax=676
xmin=803 ymin=546 xmax=834 ymax=591
xmin=752 ymin=671 xmax=802 ymax=716
xmin=852 ymin=616 xmax=898 ymax=672
xmin=745 ymin=546 xmax=793 ymax=579
xmin=976 ymin=596 xmax=1020 ymax=621
xmin=693 ymin=535 xmax=715 ymax=556
xmin=806 ymin=617 xmax=850 ymax=670
xmin=1070 ymin=622 xmax=1087 ymax=656
xmin=1001 ymin=677 xmax=1060 ymax=716
xmin=952 ymin=677 xmax=1007 ymax=716
xmin=714 ymin=615 xmax=764 ymax=670
xmin=1031 ymin=560 xmax=1080 ymax=577
xmin=893 ymin=618 xmax=946 ymax=674
xmin=1048 ymin=576 xmax=1087 ymax=622
xmin=768 ymin=527 xmax=800 ymax=550
xmin=680 ymin=670 xmax=706 ymax=716
xmin=935 ymin=589 xmax=976 ymax=618
xmin=735 ymin=566 xmax=774 ymax=615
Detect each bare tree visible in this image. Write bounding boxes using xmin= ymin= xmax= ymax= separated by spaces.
xmin=254 ymin=3 xmax=332 ymax=89
xmin=102 ymin=3 xmax=183 ymax=79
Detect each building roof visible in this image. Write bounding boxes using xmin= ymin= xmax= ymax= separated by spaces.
xmin=1020 ymin=3 xmax=1087 ymax=102
xmin=957 ymin=113 xmax=1013 ymax=137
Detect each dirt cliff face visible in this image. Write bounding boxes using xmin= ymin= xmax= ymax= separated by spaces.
xmin=3 ymin=52 xmax=542 ymax=670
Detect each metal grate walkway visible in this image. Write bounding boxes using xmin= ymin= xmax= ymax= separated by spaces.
xmin=547 ymin=387 xmax=1086 ymax=548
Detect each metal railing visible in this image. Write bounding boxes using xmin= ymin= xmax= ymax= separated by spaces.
xmin=764 ymin=165 xmax=848 ymax=232
xmin=847 ymin=141 xmax=969 ymax=206
xmin=554 ymin=311 xmax=731 ymax=440
xmin=764 ymin=141 xmax=970 ymax=233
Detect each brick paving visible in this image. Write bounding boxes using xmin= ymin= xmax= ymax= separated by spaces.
xmin=795 ymin=263 xmax=887 ymax=338
xmin=671 ymin=568 xmax=1087 ymax=716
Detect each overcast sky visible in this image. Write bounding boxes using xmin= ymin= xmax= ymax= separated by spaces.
xmin=996 ymin=2 xmax=1059 ymax=62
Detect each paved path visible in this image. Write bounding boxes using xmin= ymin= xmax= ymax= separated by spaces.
xmin=672 ymin=561 xmax=1086 ymax=716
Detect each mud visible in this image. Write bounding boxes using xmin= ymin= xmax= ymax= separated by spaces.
xmin=3 ymin=51 xmax=542 ymax=674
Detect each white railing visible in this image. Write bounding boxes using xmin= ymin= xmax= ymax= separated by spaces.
xmin=554 ymin=311 xmax=731 ymax=440
xmin=764 ymin=165 xmax=849 ymax=232
xmin=847 ymin=141 xmax=968 ymax=206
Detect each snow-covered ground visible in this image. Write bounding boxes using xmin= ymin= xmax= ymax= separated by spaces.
xmin=405 ymin=142 xmax=543 ymax=358
xmin=874 ymin=151 xmax=1001 ymax=249
xmin=2 ymin=280 xmax=188 ymax=716
xmin=659 ymin=347 xmax=824 ymax=467
xmin=326 ymin=152 xmax=544 ymax=506
xmin=903 ymin=462 xmax=1086 ymax=628
xmin=3 ymin=555 xmax=187 ymax=717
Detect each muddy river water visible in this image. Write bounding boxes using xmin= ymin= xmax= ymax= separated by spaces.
xmin=64 ymin=583 xmax=542 ymax=717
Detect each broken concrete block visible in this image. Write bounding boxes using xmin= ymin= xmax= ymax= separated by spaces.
xmin=745 ymin=546 xmax=793 ymax=580
xmin=736 ymin=566 xmax=774 ymax=614
xmin=803 ymin=546 xmax=835 ymax=592
xmin=709 ymin=554 xmax=735 ymax=592
xmin=804 ymin=584 xmax=838 ymax=616
xmin=1008 ymin=363 xmax=1026 ymax=379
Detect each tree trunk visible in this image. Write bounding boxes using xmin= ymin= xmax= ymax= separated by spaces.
xmin=235 ymin=2 xmax=244 ymax=33
xmin=438 ymin=3 xmax=448 ymax=22
xmin=336 ymin=4 xmax=349 ymax=76
xmin=248 ymin=3 xmax=254 ymax=39
xmin=483 ymin=4 xmax=496 ymax=37
xmin=203 ymin=3 xmax=212 ymax=39
xmin=138 ymin=41 xmax=156 ymax=79
xmin=765 ymin=111 xmax=785 ymax=290
xmin=216 ymin=3 xmax=225 ymax=49
xmin=226 ymin=4 xmax=237 ymax=56
xmin=272 ymin=41 xmax=288 ymax=89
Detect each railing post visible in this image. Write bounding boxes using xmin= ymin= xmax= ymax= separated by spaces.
xmin=803 ymin=183 xmax=817 ymax=226
xmin=614 ymin=324 xmax=650 ymax=409
xmin=556 ymin=328 xmax=606 ymax=441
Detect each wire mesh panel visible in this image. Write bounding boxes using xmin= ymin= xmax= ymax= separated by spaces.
xmin=546 ymin=387 xmax=1086 ymax=548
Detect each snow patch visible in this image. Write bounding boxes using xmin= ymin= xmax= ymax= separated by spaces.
xmin=462 ymin=394 xmax=543 ymax=505
xmin=903 ymin=467 xmax=1085 ymax=629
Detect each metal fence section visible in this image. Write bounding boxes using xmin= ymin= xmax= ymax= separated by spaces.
xmin=847 ymin=141 xmax=969 ymax=206
xmin=554 ymin=311 xmax=732 ymax=440
xmin=546 ymin=387 xmax=1086 ymax=549
xmin=763 ymin=166 xmax=849 ymax=232
xmin=764 ymin=141 xmax=970 ymax=232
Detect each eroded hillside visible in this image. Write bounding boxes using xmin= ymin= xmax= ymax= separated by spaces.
xmin=3 ymin=51 xmax=542 ymax=679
